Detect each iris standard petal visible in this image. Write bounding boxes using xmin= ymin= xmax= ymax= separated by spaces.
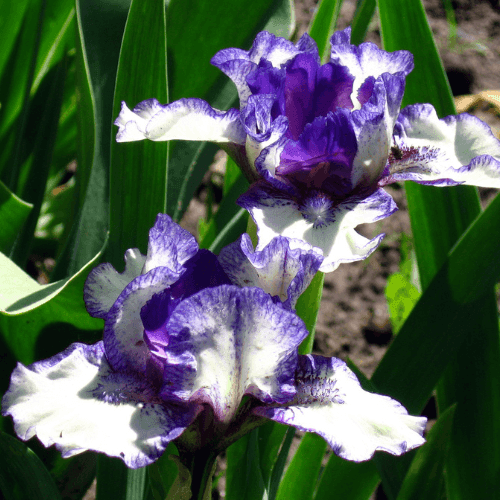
xmin=1 ymin=342 xmax=199 ymax=468
xmin=218 ymin=234 xmax=323 ymax=309
xmin=330 ymin=27 xmax=413 ymax=109
xmin=254 ymin=354 xmax=426 ymax=462
xmin=384 ymin=103 xmax=500 ymax=187
xmin=144 ymin=214 xmax=199 ymax=274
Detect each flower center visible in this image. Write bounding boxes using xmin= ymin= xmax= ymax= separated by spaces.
xmin=298 ymin=191 xmax=336 ymax=228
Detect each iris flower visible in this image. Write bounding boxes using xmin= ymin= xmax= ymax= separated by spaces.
xmin=2 ymin=215 xmax=425 ymax=467
xmin=115 ymin=28 xmax=500 ymax=272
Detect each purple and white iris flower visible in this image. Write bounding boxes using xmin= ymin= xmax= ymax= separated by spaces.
xmin=114 ymin=28 xmax=500 ymax=272
xmin=2 ymin=215 xmax=425 ymax=467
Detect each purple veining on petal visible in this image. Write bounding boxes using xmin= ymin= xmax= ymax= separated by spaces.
xmin=2 ymin=341 xmax=202 ymax=469
xmin=158 ymin=286 xmax=308 ymax=422
xmin=103 ymin=266 xmax=183 ymax=376
xmin=145 ymin=214 xmax=199 ymax=273
xmin=254 ymin=354 xmax=426 ymax=462
xmin=218 ymin=234 xmax=323 ymax=309
xmin=278 ymin=109 xmax=358 ymax=197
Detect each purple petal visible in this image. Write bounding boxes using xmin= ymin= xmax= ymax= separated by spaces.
xmin=278 ymin=109 xmax=358 ymax=196
xmin=218 ymin=234 xmax=323 ymax=309
xmin=254 ymin=354 xmax=426 ymax=462
xmin=1 ymin=342 xmax=200 ymax=468
xmin=159 ymin=285 xmax=308 ymax=423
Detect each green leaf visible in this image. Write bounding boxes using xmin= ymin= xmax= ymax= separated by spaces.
xmin=147 ymin=443 xmax=180 ymax=500
xmin=31 ymin=0 xmax=75 ymax=94
xmin=108 ymin=0 xmax=168 ymax=267
xmin=96 ymin=456 xmax=147 ymax=500
xmin=226 ymin=431 xmax=266 ymax=500
xmin=0 ymin=0 xmax=31 ymax=80
xmin=308 ymin=0 xmax=343 ymax=62
xmin=350 ymin=0 xmax=376 ymax=45
xmin=0 ymin=431 xmax=62 ymax=500
xmin=10 ymin=56 xmax=68 ymax=268
xmin=275 ymin=433 xmax=326 ymax=500
xmin=314 ymin=454 xmax=379 ymax=500
xmin=54 ymin=0 xmax=130 ymax=278
xmin=296 ymin=271 xmax=324 ymax=355
xmin=396 ymin=406 xmax=456 ymax=500
xmin=384 ymin=272 xmax=420 ymax=334
xmin=0 ymin=241 xmax=104 ymax=364
xmin=0 ymin=180 xmax=32 ymax=254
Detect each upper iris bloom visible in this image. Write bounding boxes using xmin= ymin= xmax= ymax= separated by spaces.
xmin=115 ymin=28 xmax=500 ymax=272
xmin=2 ymin=215 xmax=425 ymax=467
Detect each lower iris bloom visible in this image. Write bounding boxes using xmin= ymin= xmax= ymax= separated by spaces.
xmin=114 ymin=28 xmax=500 ymax=272
xmin=2 ymin=216 xmax=425 ymax=467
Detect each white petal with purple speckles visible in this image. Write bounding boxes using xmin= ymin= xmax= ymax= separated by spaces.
xmin=239 ymin=185 xmax=397 ymax=273
xmin=386 ymin=104 xmax=500 ymax=187
xmin=1 ymin=343 xmax=199 ymax=469
xmin=160 ymin=286 xmax=308 ymax=423
xmin=254 ymin=355 xmax=426 ymax=462
xmin=330 ymin=28 xmax=413 ymax=109
xmin=218 ymin=234 xmax=323 ymax=309
xmin=115 ymin=98 xmax=246 ymax=145
xmin=84 ymin=249 xmax=146 ymax=319
xmin=144 ymin=214 xmax=199 ymax=274
xmin=104 ymin=267 xmax=183 ymax=375
xmin=351 ymin=74 xmax=406 ymax=188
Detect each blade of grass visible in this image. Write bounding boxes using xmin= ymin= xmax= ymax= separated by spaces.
xmin=275 ymin=433 xmax=327 ymax=500
xmin=0 ymin=181 xmax=32 ymax=254
xmin=395 ymin=406 xmax=456 ymax=500
xmin=10 ymin=57 xmax=68 ymax=268
xmin=53 ymin=0 xmax=130 ymax=278
xmin=108 ymin=0 xmax=168 ymax=266
xmin=350 ymin=0 xmax=376 ymax=45
xmin=308 ymin=0 xmax=344 ymax=62
xmin=0 ymin=431 xmax=62 ymax=500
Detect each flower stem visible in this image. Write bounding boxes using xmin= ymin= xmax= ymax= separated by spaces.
xmin=180 ymin=448 xmax=218 ymax=500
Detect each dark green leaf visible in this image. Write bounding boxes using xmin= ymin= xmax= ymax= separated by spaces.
xmin=226 ymin=430 xmax=266 ymax=500
xmin=108 ymin=0 xmax=168 ymax=266
xmin=395 ymin=406 xmax=456 ymax=500
xmin=0 ymin=431 xmax=62 ymax=500
xmin=10 ymin=57 xmax=68 ymax=268
xmin=0 ymin=181 xmax=32 ymax=254
xmin=350 ymin=0 xmax=376 ymax=45
xmin=0 ymin=0 xmax=31 ymax=80
xmin=275 ymin=433 xmax=326 ymax=500
xmin=308 ymin=0 xmax=343 ymax=62
xmin=96 ymin=456 xmax=147 ymax=500
xmin=296 ymin=272 xmax=324 ymax=355
xmin=54 ymin=0 xmax=130 ymax=277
